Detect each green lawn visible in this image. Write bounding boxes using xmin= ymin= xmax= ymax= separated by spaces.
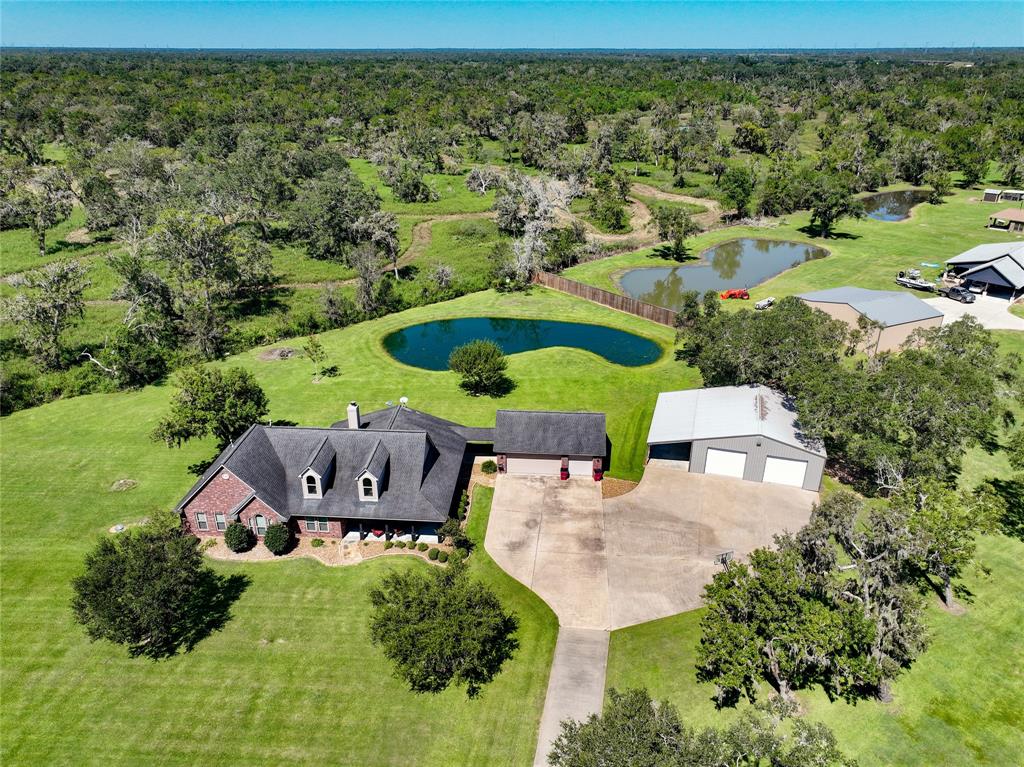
xmin=562 ymin=184 xmax=1024 ymax=306
xmin=348 ymin=158 xmax=495 ymax=215
xmin=0 ymin=287 xmax=695 ymax=764
xmin=605 ymin=533 xmax=1024 ymax=766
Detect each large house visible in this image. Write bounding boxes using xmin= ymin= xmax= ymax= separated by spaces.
xmin=798 ymin=286 xmax=943 ymax=353
xmin=945 ymin=242 xmax=1024 ymax=300
xmin=177 ymin=402 xmax=606 ymax=541
xmin=646 ymin=385 xmax=825 ymax=491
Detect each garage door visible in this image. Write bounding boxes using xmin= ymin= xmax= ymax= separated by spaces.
xmin=762 ymin=456 xmax=807 ymax=487
xmin=704 ymin=448 xmax=747 ymax=479
xmin=506 ymin=456 xmax=562 ymax=475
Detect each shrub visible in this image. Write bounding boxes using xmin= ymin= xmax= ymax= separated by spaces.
xmin=428 ymin=547 xmax=440 ymax=560
xmin=417 ymin=542 xmax=428 ymax=552
xmin=439 ymin=517 xmax=471 ymax=551
xmin=437 ymin=550 xmax=449 ymax=563
xmin=311 ymin=538 xmax=325 ymax=548
xmin=224 ymin=522 xmax=254 ymax=553
xmin=396 ymin=540 xmax=407 ymax=549
xmin=481 ymin=460 xmax=497 ymax=474
xmin=448 ymin=339 xmax=510 ymax=396
xmin=457 ymin=490 xmax=469 ymax=520
xmin=384 ymin=540 xmax=394 ymax=550
xmin=263 ymin=522 xmax=290 ymax=555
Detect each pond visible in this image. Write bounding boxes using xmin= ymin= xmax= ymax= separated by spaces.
xmin=382 ymin=317 xmax=662 ymax=370
xmin=862 ymin=189 xmax=930 ymax=221
xmin=618 ymin=238 xmax=829 ymax=311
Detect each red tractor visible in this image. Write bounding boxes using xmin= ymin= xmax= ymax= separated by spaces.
xmin=719 ymin=288 xmax=750 ymax=300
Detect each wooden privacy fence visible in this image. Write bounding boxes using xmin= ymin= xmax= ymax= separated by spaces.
xmin=532 ymin=271 xmax=677 ymax=327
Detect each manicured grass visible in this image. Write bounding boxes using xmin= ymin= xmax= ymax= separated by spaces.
xmin=0 ymin=288 xmax=693 ymax=764
xmin=605 ymin=534 xmax=1024 ymax=766
xmin=562 ymin=184 xmax=1024 ymax=307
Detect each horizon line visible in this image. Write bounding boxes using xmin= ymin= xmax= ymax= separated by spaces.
xmin=4 ymin=45 xmax=1023 ymax=53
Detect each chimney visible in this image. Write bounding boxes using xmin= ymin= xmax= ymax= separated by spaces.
xmin=347 ymin=401 xmax=360 ymax=430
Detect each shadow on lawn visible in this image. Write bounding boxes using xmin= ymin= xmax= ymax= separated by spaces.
xmin=148 ymin=570 xmax=251 ymax=659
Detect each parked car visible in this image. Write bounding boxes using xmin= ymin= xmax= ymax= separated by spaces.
xmin=754 ymin=297 xmax=775 ymax=310
xmin=719 ymin=288 xmax=750 ymax=300
xmin=937 ymin=285 xmax=976 ymax=303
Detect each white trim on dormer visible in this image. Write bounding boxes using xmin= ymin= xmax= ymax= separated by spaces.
xmin=356 ymin=471 xmax=379 ymax=502
xmin=303 ymin=470 xmax=323 ymax=499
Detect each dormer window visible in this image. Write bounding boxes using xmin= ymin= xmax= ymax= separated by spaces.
xmin=361 ymin=476 xmax=378 ymax=501
xmin=303 ymin=473 xmax=322 ymax=499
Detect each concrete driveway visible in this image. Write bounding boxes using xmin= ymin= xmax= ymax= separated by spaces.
xmin=924 ymin=294 xmax=1024 ymax=331
xmin=485 ymin=460 xmax=818 ymax=631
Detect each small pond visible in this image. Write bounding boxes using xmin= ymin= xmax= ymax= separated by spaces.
xmin=382 ymin=317 xmax=662 ymax=370
xmin=618 ymin=238 xmax=829 ymax=311
xmin=862 ymin=189 xmax=930 ymax=221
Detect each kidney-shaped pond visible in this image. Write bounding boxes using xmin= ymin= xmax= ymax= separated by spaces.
xmin=382 ymin=317 xmax=662 ymax=370
xmin=618 ymin=238 xmax=829 ymax=311
xmin=862 ymin=189 xmax=930 ymax=221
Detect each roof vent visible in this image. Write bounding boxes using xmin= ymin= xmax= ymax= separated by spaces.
xmin=347 ymin=401 xmax=360 ymax=430
xmin=399 ymin=396 xmax=409 ymax=406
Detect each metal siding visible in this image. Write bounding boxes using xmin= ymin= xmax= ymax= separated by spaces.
xmin=691 ymin=436 xmax=824 ymax=491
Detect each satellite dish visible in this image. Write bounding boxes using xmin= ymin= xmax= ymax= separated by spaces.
xmin=399 ymin=396 xmax=409 ymax=406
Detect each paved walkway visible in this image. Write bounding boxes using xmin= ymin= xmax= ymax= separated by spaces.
xmin=485 ymin=466 xmax=818 ymax=764
xmin=924 ymin=294 xmax=1024 ymax=331
xmin=532 ymin=628 xmax=609 ymax=767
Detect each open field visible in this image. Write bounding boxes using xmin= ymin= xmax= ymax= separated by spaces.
xmin=562 ymin=183 xmax=1024 ymax=306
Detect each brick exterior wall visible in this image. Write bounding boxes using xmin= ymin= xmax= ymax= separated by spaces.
xmin=181 ymin=469 xmax=284 ymax=537
xmin=181 ymin=468 xmax=345 ymax=539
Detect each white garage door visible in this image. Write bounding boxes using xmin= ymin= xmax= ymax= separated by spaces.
xmin=568 ymin=459 xmax=593 ymax=476
xmin=704 ymin=448 xmax=747 ymax=479
xmin=506 ymin=456 xmax=562 ymax=475
xmin=762 ymin=456 xmax=808 ymax=487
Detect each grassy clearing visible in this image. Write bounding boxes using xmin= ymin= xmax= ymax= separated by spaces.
xmin=606 ymin=533 xmax=1024 ymax=766
xmin=348 ymin=158 xmax=495 ymax=215
xmin=3 ymin=287 xmax=692 ymax=765
xmin=632 ymin=193 xmax=707 ymax=217
xmin=570 ymin=197 xmax=632 ymax=234
xmin=562 ymin=184 xmax=1024 ymax=306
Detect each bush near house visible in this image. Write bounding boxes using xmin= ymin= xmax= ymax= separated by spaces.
xmin=311 ymin=538 xmax=324 ymax=548
xmin=224 ymin=521 xmax=254 ymax=553
xmin=438 ymin=551 xmax=449 ymax=563
xmin=428 ymin=548 xmax=439 ymax=560
xmin=481 ymin=460 xmax=498 ymax=474
xmin=263 ymin=523 xmax=290 ymax=555
xmin=417 ymin=542 xmax=429 ymax=552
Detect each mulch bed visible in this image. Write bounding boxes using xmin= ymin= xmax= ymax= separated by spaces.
xmin=601 ymin=477 xmax=638 ymax=498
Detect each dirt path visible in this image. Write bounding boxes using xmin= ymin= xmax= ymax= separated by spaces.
xmin=400 ymin=210 xmax=495 ymax=267
xmin=630 ymin=182 xmax=722 ymax=229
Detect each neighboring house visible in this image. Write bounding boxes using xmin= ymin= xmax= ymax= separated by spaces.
xmin=177 ymin=402 xmax=608 ymax=541
xmin=646 ymin=385 xmax=825 ymax=491
xmin=946 ymin=242 xmax=1024 ymax=300
xmin=1000 ymin=190 xmax=1024 ymax=202
xmin=983 ymin=189 xmax=1002 ymax=203
xmin=493 ymin=409 xmax=607 ymax=479
xmin=987 ymin=208 xmax=1024 ymax=233
xmin=798 ymin=286 xmax=943 ymax=353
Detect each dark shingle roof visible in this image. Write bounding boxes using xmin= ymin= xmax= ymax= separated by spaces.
xmin=302 ymin=436 xmax=335 ymax=477
xmin=179 ymin=406 xmax=469 ymax=524
xmin=493 ymin=410 xmax=606 ymax=456
xmin=360 ymin=440 xmax=390 ymax=479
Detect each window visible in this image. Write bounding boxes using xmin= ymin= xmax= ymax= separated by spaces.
xmin=306 ymin=475 xmax=318 ymax=495
xmin=251 ymin=514 xmax=267 ymax=535
xmin=362 ymin=477 xmax=374 ymax=497
xmin=305 ymin=518 xmax=317 ymax=532
xmin=195 ymin=513 xmax=208 ymax=531
xmin=215 ymin=513 xmax=226 ymax=531
xmin=305 ymin=517 xmax=329 ymax=532
xmin=317 ymin=517 xmax=330 ymax=532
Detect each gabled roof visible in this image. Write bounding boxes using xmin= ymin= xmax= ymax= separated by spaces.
xmin=300 ymin=436 xmax=335 ymax=477
xmin=359 ymin=440 xmax=390 ymax=480
xmin=798 ymin=286 xmax=942 ymax=326
xmin=493 ymin=410 xmax=606 ymax=456
xmin=960 ymin=257 xmax=1024 ymax=289
xmin=946 ymin=242 xmax=1024 ymax=266
xmin=989 ymin=208 xmax=1024 ymax=223
xmin=647 ymin=385 xmax=825 ymax=457
xmin=178 ymin=405 xmax=470 ymax=523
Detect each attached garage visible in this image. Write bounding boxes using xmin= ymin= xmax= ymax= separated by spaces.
xmin=704 ymin=448 xmax=747 ymax=479
xmin=495 ymin=410 xmax=607 ymax=480
xmin=762 ymin=456 xmax=808 ymax=487
xmin=646 ymin=385 xmax=826 ymax=492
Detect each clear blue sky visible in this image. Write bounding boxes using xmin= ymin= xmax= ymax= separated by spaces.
xmin=2 ymin=1 xmax=1022 ymax=50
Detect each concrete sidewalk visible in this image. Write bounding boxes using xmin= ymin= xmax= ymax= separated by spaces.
xmin=533 ymin=628 xmax=609 ymax=767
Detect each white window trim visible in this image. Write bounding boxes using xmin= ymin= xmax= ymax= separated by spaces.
xmin=215 ymin=513 xmax=226 ymax=531
xmin=303 ymin=471 xmax=323 ymax=499
xmin=359 ymin=474 xmax=378 ymax=502
xmin=195 ymin=512 xmax=208 ymax=531
xmin=250 ymin=514 xmax=268 ymax=535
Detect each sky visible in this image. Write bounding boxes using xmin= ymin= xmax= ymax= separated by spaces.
xmin=1 ymin=1 xmax=1022 ymax=50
